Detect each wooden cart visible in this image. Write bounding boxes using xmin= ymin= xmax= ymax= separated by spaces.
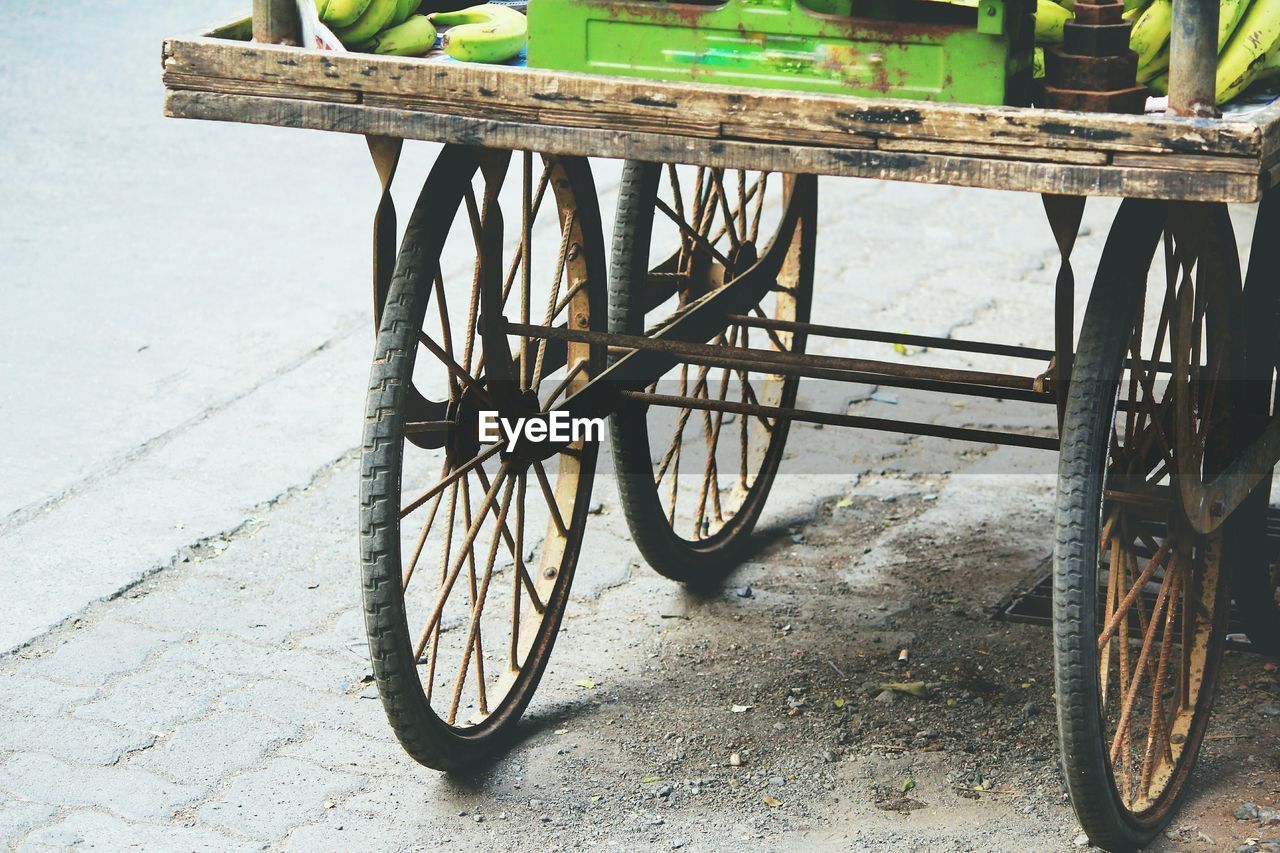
xmin=164 ymin=4 xmax=1280 ymax=848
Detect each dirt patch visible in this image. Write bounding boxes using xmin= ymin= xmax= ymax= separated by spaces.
xmin=449 ymin=468 xmax=1280 ymax=851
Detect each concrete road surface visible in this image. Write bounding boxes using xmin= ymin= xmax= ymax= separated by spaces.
xmin=2 ymin=4 xmax=1279 ymax=851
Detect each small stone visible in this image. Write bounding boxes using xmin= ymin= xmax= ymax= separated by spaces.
xmin=1022 ymin=702 xmax=1040 ymax=718
xmin=1259 ymin=806 xmax=1280 ymax=826
xmin=729 ymin=753 xmax=743 ymax=767
xmin=821 ymin=750 xmax=839 ymax=763
xmin=588 ymin=499 xmax=604 ymax=514
xmin=539 ymin=815 xmax=551 ymax=823
xmin=735 ymin=586 xmax=754 ymax=599
xmin=1259 ymin=704 xmax=1280 ymax=717
xmin=790 ymin=532 xmax=806 ymax=544
xmin=656 ymin=785 xmax=674 ymax=798
xmin=768 ymin=776 xmax=785 ymax=787
xmin=1235 ymin=803 xmax=1261 ymax=821
xmin=1074 ymin=832 xmax=1090 ymax=847
xmin=473 ymin=815 xmax=484 ymax=823
xmin=671 ymin=840 xmax=687 ymax=850
xmin=874 ymin=690 xmax=897 ymax=705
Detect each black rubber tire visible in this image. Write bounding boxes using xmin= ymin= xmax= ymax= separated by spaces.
xmin=607 ymin=161 xmax=813 ymax=588
xmin=359 ymin=146 xmax=604 ymax=771
xmin=1053 ymin=199 xmax=1234 ymax=851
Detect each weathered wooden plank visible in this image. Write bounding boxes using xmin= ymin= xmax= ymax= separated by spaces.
xmin=164 ymin=71 xmax=362 ymax=105
xmin=1253 ymin=99 xmax=1280 ymax=162
xmin=878 ymin=138 xmax=1110 ymax=165
xmin=361 ymin=93 xmax=724 ymax=138
xmin=164 ymin=90 xmax=1263 ymax=202
xmin=719 ymin=119 xmax=878 ymax=149
xmin=163 ymin=36 xmax=1264 ymax=158
xmin=1111 ymin=151 xmax=1264 ymax=174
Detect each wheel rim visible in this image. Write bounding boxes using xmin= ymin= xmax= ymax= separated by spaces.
xmin=1093 ymin=208 xmax=1235 ymax=820
xmin=375 ymin=148 xmax=600 ymax=736
xmin=633 ymin=166 xmax=807 ymax=549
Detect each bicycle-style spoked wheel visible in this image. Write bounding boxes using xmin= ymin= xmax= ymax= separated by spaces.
xmin=1054 ymin=200 xmax=1250 ymax=849
xmin=361 ymin=145 xmax=605 ymax=770
xmin=609 ymin=162 xmax=816 ymax=586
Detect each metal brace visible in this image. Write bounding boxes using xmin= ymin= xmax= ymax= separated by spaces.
xmin=1041 ymin=194 xmax=1087 ymax=426
xmin=367 ymin=135 xmax=404 ymax=331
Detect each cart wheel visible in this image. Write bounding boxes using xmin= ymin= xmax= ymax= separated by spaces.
xmin=1054 ymin=200 xmax=1253 ymax=849
xmin=360 ymin=146 xmax=606 ymax=770
xmin=608 ymin=163 xmax=816 ymax=586
xmin=1230 ymin=189 xmax=1280 ymax=657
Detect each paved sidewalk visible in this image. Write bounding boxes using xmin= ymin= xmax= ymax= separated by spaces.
xmin=3 ymin=178 xmax=1276 ymax=850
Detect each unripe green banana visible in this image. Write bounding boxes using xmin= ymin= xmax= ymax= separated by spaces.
xmin=432 ymin=4 xmax=527 ymax=63
xmin=1217 ymin=0 xmax=1280 ymax=102
xmin=316 ymin=0 xmax=374 ymax=28
xmin=1148 ymin=71 xmax=1168 ymax=95
xmin=336 ymin=0 xmax=399 ymax=45
xmin=359 ymin=14 xmax=437 ymax=55
xmin=390 ymin=0 xmax=421 ymax=27
xmin=1129 ymin=0 xmax=1173 ymax=68
xmin=1218 ymin=0 xmax=1253 ymax=52
xmin=1035 ymin=0 xmax=1072 ymax=43
xmin=1033 ymin=46 xmax=1045 ymax=79
xmin=1136 ymin=41 xmax=1170 ymax=81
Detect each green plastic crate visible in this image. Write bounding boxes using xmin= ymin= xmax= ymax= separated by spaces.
xmin=527 ymin=0 xmax=1034 ymax=105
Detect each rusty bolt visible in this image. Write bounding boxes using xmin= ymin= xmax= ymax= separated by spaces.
xmin=543 ymin=566 xmax=558 ymax=579
xmin=1210 ymin=500 xmax=1225 ymax=518
xmin=567 ymin=243 xmax=581 ymax=261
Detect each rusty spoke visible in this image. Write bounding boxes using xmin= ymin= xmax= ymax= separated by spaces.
xmin=654 ymin=196 xmax=733 ymax=269
xmin=413 ymin=461 xmax=510 ymax=666
xmin=400 ymin=443 xmax=503 ymax=519
xmin=448 ymin=475 xmax=516 ymax=725
xmin=403 ymin=455 xmax=453 ymax=588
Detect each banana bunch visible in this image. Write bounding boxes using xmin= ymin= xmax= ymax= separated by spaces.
xmin=1035 ymin=0 xmax=1072 ymax=43
xmin=431 ymin=4 xmax=528 ymax=63
xmin=315 ymin=0 xmax=439 ymax=56
xmin=1123 ymin=0 xmax=1280 ymax=103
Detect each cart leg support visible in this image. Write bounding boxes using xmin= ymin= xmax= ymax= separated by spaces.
xmin=253 ymin=0 xmax=300 ymax=46
xmin=1168 ymin=0 xmax=1219 ymax=117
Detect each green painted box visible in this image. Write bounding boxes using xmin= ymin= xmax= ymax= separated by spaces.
xmin=526 ymin=0 xmax=1034 ymax=105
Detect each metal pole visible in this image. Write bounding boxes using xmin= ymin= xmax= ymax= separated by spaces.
xmin=253 ymin=0 xmax=300 ymax=46
xmin=1167 ymin=0 xmax=1219 ymax=116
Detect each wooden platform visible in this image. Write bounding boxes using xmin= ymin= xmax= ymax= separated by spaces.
xmin=162 ymin=19 xmax=1280 ymax=202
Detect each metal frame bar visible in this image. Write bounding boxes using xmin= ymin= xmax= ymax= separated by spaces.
xmin=725 ymin=314 xmax=1054 ymax=361
xmin=619 ymin=391 xmax=1059 ymax=450
xmin=508 ymin=321 xmax=1056 ymax=404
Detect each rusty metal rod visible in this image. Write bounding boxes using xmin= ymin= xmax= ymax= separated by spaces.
xmin=618 ymin=343 xmax=1051 ymax=403
xmin=1168 ymin=0 xmax=1219 ymax=116
xmin=619 ymin=391 xmax=1059 ymax=451
xmin=506 ymin=322 xmax=1054 ymax=403
xmin=725 ymin=315 xmax=1055 ymax=361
